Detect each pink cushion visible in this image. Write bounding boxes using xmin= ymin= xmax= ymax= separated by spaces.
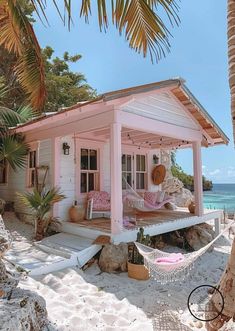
xmin=87 ymin=191 xmax=111 ymax=211
xmin=155 ymin=253 xmax=184 ymax=265
xmin=144 ymin=192 xmax=157 ymax=206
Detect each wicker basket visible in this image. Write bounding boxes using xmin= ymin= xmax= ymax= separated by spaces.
xmin=127 ymin=262 xmax=149 ymax=280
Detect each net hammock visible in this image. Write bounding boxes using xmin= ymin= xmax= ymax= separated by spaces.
xmin=135 ymin=221 xmax=234 ymax=284
xmin=122 ymin=176 xmax=171 ymax=212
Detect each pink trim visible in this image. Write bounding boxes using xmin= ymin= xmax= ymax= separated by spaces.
xmin=118 ymin=111 xmax=202 ymax=142
xmin=52 ymin=137 xmax=60 ymax=217
xmin=110 ymin=123 xmax=123 ymax=235
xmin=193 ymin=141 xmax=203 ymax=216
xmin=24 ymin=110 xmax=115 ymax=143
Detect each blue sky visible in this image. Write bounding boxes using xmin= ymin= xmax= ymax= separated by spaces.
xmin=34 ymin=0 xmax=234 ymax=183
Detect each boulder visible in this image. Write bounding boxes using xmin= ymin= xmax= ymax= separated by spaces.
xmin=162 ymin=177 xmax=184 ymax=194
xmin=171 ymin=188 xmax=194 ymax=207
xmin=99 ymin=243 xmax=128 ymax=272
xmin=0 ymin=215 xmax=48 ymax=330
xmin=0 ymin=199 xmax=5 ymax=215
xmin=185 ymin=223 xmax=215 ymax=251
xmin=0 ymin=288 xmax=47 ymax=331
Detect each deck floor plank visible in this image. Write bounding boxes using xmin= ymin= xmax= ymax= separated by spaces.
xmin=70 ymin=209 xmax=196 ymax=233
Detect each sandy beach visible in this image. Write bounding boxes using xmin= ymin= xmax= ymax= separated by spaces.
xmin=3 ymin=212 xmax=235 ymax=331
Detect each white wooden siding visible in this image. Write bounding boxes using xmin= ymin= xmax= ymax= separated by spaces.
xmin=38 ymin=139 xmax=52 ymax=187
xmin=58 ymin=135 xmax=75 ymax=220
xmin=147 ymin=149 xmax=161 ymax=192
xmin=121 ymin=91 xmax=199 ymax=130
xmin=0 ymin=139 xmax=53 ymax=218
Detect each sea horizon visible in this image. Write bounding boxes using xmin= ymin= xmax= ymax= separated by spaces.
xmin=203 ymin=183 xmax=235 ymax=213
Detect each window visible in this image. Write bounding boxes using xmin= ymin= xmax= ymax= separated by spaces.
xmin=136 ymin=154 xmax=146 ymax=189
xmin=28 ymin=150 xmax=37 ymax=187
xmin=80 ymin=149 xmax=99 ymax=193
xmin=122 ymin=153 xmax=146 ymax=190
xmin=122 ymin=154 xmax=132 ymax=188
xmin=0 ymin=159 xmax=8 ymax=185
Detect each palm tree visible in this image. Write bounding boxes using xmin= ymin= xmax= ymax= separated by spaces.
xmin=0 ymin=0 xmax=179 ymax=110
xmin=17 ymin=187 xmax=65 ymax=240
xmin=203 ymin=2 xmax=235 ymax=329
xmin=0 ymin=0 xmax=46 ymax=110
xmin=228 ymin=0 xmax=235 ymax=144
xmin=0 ymin=84 xmax=34 ymax=171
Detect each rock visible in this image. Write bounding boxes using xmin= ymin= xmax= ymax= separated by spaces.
xmin=0 ymin=199 xmax=5 ymax=215
xmin=152 ymin=235 xmax=166 ymax=249
xmin=171 ymin=188 xmax=194 ymax=207
xmin=185 ymin=223 xmax=215 ymax=250
xmin=162 ymin=177 xmax=184 ymax=194
xmin=0 ymin=215 xmax=48 ymax=330
xmin=165 ymin=202 xmax=177 ymax=210
xmin=99 ymin=243 xmax=128 ymax=272
xmin=0 ymin=288 xmax=47 ymax=331
xmin=160 ymin=150 xmax=194 ymax=207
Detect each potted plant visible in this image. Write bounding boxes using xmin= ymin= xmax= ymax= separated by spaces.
xmin=128 ymin=228 xmax=151 ymax=280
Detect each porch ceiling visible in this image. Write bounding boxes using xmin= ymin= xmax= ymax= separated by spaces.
xmin=79 ymin=126 xmax=208 ymax=149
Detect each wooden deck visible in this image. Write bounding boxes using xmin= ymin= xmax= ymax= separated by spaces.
xmin=75 ymin=209 xmax=195 ymax=233
xmin=61 ymin=208 xmax=223 ymax=244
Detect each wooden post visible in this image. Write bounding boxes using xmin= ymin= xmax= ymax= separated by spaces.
xmin=110 ymin=123 xmax=123 ymax=235
xmin=214 ymin=218 xmax=221 ymax=236
xmin=192 ymin=141 xmax=203 ymax=216
xmin=52 ymin=137 xmax=60 ymax=218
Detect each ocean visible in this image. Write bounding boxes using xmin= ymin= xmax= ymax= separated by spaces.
xmin=203 ymin=183 xmax=235 ymax=214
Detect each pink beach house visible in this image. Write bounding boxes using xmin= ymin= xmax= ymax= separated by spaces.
xmin=0 ymin=79 xmax=229 ymax=244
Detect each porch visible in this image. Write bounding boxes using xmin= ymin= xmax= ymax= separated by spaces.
xmin=60 ymin=208 xmax=223 ymax=244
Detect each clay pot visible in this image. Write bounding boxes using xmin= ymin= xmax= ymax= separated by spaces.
xmin=188 ymin=201 xmax=195 ymax=214
xmin=127 ymin=262 xmax=149 ymax=280
xmin=68 ymin=205 xmax=85 ymax=222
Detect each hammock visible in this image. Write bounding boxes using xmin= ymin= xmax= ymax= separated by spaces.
xmin=122 ymin=176 xmax=171 ymax=212
xmin=135 ymin=221 xmax=234 ymax=284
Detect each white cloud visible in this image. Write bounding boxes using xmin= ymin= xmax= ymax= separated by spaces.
xmin=227 ymin=169 xmax=235 ymax=177
xmin=209 ymin=169 xmax=221 ymax=176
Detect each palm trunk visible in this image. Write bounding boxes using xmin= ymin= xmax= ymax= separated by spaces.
xmin=35 ymin=218 xmax=44 ymax=241
xmin=206 ymin=238 xmax=235 ymax=330
xmin=228 ymin=0 xmax=235 ymax=143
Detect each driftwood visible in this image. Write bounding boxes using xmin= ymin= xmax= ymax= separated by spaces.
xmin=206 ymin=238 xmax=235 ymax=330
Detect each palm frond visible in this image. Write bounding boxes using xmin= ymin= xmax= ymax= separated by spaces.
xmin=113 ymin=0 xmax=176 ymax=61
xmin=0 ymin=105 xmax=36 ymax=127
xmin=0 ymin=0 xmax=46 ymax=109
xmin=17 ymin=187 xmax=66 ymax=220
xmin=29 ymin=0 xmax=180 ymax=61
xmin=0 ymin=135 xmax=29 ymax=170
xmin=0 ymin=2 xmax=22 ymax=54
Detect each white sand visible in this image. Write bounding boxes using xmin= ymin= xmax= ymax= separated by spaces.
xmin=3 ymin=212 xmax=235 ymax=331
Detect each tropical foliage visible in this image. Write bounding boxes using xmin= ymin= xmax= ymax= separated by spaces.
xmin=0 ymin=0 xmax=179 ymax=110
xmin=17 ymin=187 xmax=65 ymax=240
xmin=0 ymin=46 xmax=96 ymax=111
xmin=0 ymin=0 xmax=46 ymax=109
xmin=42 ymin=47 xmax=96 ymax=112
xmin=171 ymin=162 xmax=213 ymax=192
xmin=0 ymin=83 xmax=34 ymax=170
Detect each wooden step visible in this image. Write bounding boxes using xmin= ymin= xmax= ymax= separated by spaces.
xmin=7 ymin=233 xmax=102 ymax=276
